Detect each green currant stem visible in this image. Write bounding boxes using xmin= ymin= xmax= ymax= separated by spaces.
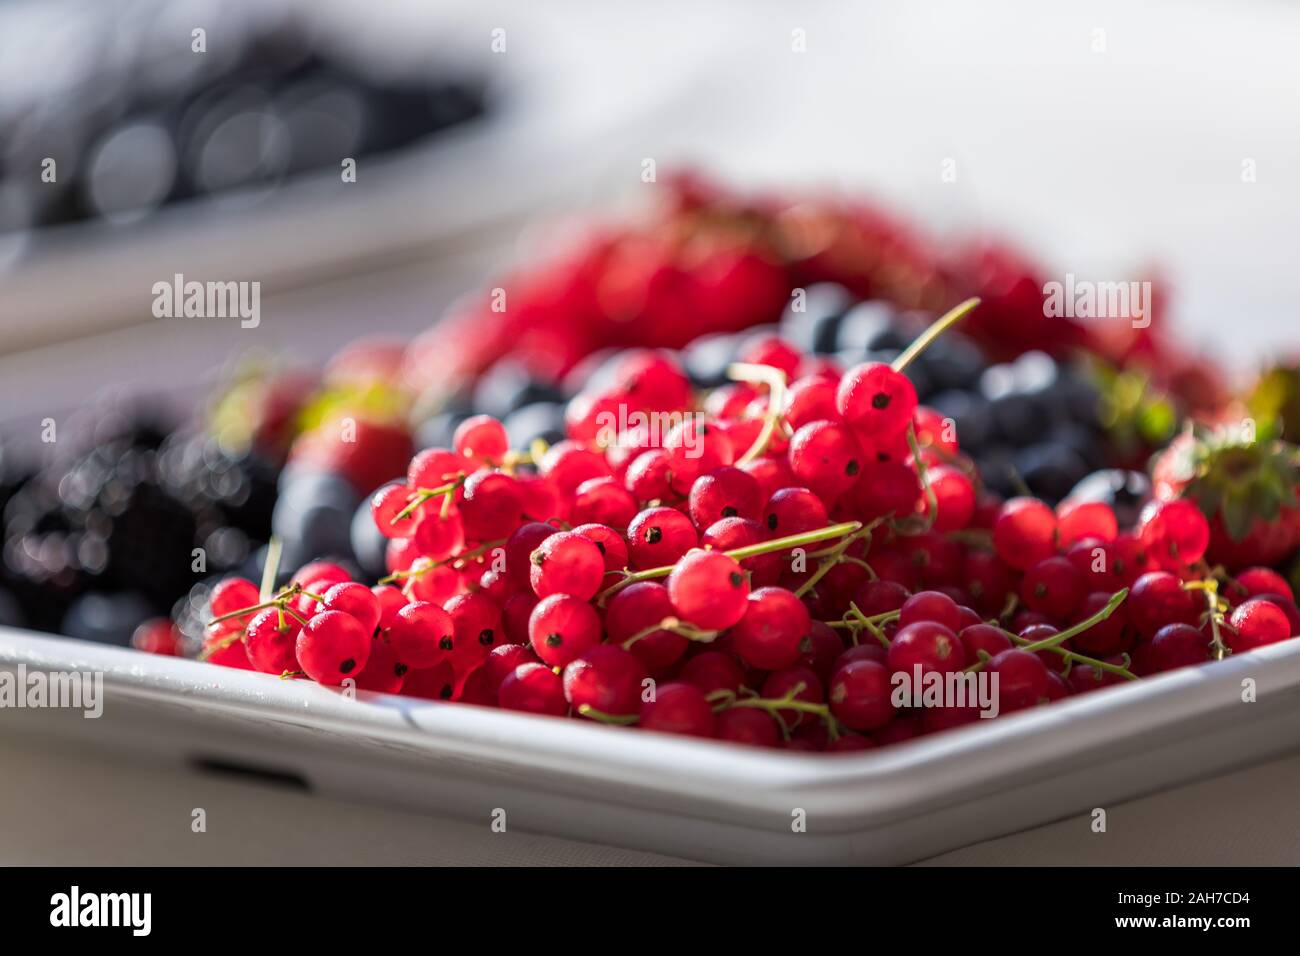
xmin=966 ymin=588 xmax=1131 ymax=674
xmin=894 ymin=423 xmax=937 ymax=535
xmin=199 ymin=631 xmax=245 ymax=658
xmin=1185 ymin=579 xmax=1230 ymax=660
xmin=392 ymin=476 xmax=465 ymax=524
xmin=890 ymin=297 xmax=981 ymax=374
xmin=622 ymin=617 xmax=717 ymax=649
xmin=794 ymin=525 xmax=878 ymax=599
xmin=728 ymin=362 xmax=789 ymax=465
xmin=577 ymin=704 xmax=639 ymax=725
xmin=598 ymin=521 xmax=863 ymax=602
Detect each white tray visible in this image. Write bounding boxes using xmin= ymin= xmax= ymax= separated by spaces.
xmin=3 ymin=626 xmax=1299 ymax=865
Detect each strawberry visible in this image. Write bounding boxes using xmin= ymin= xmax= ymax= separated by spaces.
xmin=1151 ymin=424 xmax=1300 ymax=570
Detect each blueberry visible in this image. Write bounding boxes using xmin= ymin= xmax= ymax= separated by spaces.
xmin=1066 ymin=469 xmax=1152 ymax=528
xmin=414 ymin=410 xmax=467 ymax=451
xmin=928 ymin=390 xmax=995 ymax=452
xmin=681 ymin=334 xmax=741 ymax=388
xmin=349 ymin=499 xmax=389 ymax=579
xmin=273 ymin=474 xmax=357 ymax=566
xmin=779 ymin=282 xmax=854 ymax=355
xmin=1048 ymin=421 xmax=1104 ymax=470
xmin=473 ymin=359 xmax=564 ymax=421
xmin=835 ymin=301 xmax=904 ymax=355
xmin=504 ymin=402 xmax=567 ymax=449
xmin=989 ymin=393 xmax=1049 ymax=443
xmin=62 ymin=591 xmax=155 ymax=646
xmin=913 ymin=333 xmax=987 ymax=392
xmin=1016 ymin=443 xmax=1089 ymax=503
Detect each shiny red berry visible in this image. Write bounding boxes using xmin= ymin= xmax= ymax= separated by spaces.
xmin=666 ymin=549 xmax=751 ymax=631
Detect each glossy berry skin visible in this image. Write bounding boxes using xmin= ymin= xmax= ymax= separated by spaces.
xmin=1227 ymin=598 xmax=1292 ymax=651
xmin=1232 ymin=567 xmax=1295 ymax=603
xmin=485 ymin=642 xmax=538 ymax=689
xmin=958 ymin=623 xmax=1014 ymax=662
xmin=730 ymin=587 xmax=811 ymax=671
xmin=505 ymin=522 xmax=558 ymax=589
xmin=700 ymin=517 xmax=782 ymax=587
xmin=498 ymin=662 xmax=567 ymax=717
xmin=1069 ymin=591 xmax=1132 ymax=656
xmin=563 ymin=645 xmax=648 ymax=718
xmin=459 ymin=470 xmax=523 ymax=540
xmin=604 ymin=581 xmax=688 ymax=671
xmin=528 ymin=594 xmax=602 ymax=667
xmin=828 ymin=660 xmax=894 ymax=731
xmin=322 ymin=581 xmax=382 ymax=636
xmin=887 ymin=621 xmax=966 ymax=676
xmin=836 ymin=362 xmax=917 ymax=438
xmin=453 ymin=414 xmax=509 ymax=465
xmin=570 ymin=476 xmax=638 ymax=530
xmin=688 ymin=467 xmax=762 ymax=529
xmin=371 ymin=482 xmax=417 ymax=540
xmin=992 ymin=497 xmax=1058 ymax=571
xmin=444 ymin=592 xmax=505 ymax=671
xmin=1128 ymin=571 xmax=1199 ymax=639
xmin=762 ymin=487 xmax=829 ymax=537
xmin=853 ymin=461 xmax=922 ymax=521
xmin=626 ymin=507 xmax=698 ymax=569
xmin=715 ymin=708 xmax=781 ymax=748
xmin=244 ymin=608 xmax=301 ymax=675
xmin=1019 ymin=556 xmax=1085 ymax=619
xmin=407 ymin=447 xmax=464 ymax=490
xmin=986 ymin=649 xmax=1049 ymax=713
xmin=898 ymin=590 xmax=961 ymax=632
xmin=785 ymin=376 xmax=839 ymax=430
xmin=210 ymin=577 xmax=260 ymax=622
xmin=798 ymin=620 xmax=847 ymax=683
xmin=297 ymin=611 xmax=372 ymax=686
xmin=787 ymin=420 xmax=863 ymax=502
xmin=680 ymin=651 xmax=747 ymax=695
xmin=926 ymin=464 xmax=976 ymax=533
xmin=666 ymin=550 xmax=751 ymax=631
xmin=529 ymin=531 xmax=606 ymax=601
xmin=638 ymin=683 xmax=716 ymax=738
xmin=355 ymin=638 xmax=409 ymax=694
xmin=1148 ymin=623 xmax=1211 ymax=672
xmin=572 ymin=522 xmax=630 ymax=575
xmin=412 ymin=511 xmax=464 ymax=561
xmin=1138 ymin=498 xmax=1209 ymax=570
xmin=1056 ymin=500 xmax=1118 ymax=547
xmin=388 ymin=601 xmax=455 ymax=669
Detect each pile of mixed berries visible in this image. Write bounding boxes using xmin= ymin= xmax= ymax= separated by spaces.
xmin=198 ymin=301 xmax=1300 ymax=752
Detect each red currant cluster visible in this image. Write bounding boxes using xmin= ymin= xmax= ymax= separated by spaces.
xmin=201 ymin=302 xmax=1299 ymax=751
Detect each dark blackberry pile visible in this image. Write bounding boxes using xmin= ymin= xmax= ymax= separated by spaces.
xmin=0 ymin=415 xmax=278 ymax=643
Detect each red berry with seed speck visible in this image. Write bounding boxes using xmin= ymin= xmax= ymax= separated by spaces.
xmin=688 ymin=466 xmax=762 ymax=529
xmin=666 ymin=549 xmax=751 ymax=631
xmin=986 ymin=649 xmax=1049 ymax=713
xmin=626 ymin=506 xmax=698 ymax=569
xmin=297 ymin=611 xmax=372 ymax=686
xmin=529 ymin=531 xmax=605 ymax=601
xmin=388 ymin=600 xmax=455 ymax=669
xmin=762 ymin=487 xmax=828 ymax=537
xmin=1019 ymin=556 xmax=1086 ymax=619
xmin=788 ymin=419 xmax=863 ymax=502
xmin=1129 ymin=571 xmax=1199 ymax=639
xmin=563 ymin=644 xmax=648 ymax=718
xmin=528 ymin=593 xmax=602 ymax=667
xmin=244 ymin=608 xmax=301 ymax=675
xmin=321 ymin=581 xmax=382 ymax=635
xmin=887 ymin=621 xmax=966 ymax=675
xmin=453 ymin=415 xmax=509 ymax=465
xmin=828 ymin=659 xmax=894 ymax=731
xmin=836 ymin=362 xmax=918 ymax=438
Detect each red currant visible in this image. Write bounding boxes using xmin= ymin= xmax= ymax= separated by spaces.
xmin=626 ymin=506 xmax=698 ymax=569
xmin=730 ymin=586 xmax=810 ymax=670
xmin=992 ymin=497 xmax=1058 ymax=571
xmin=836 ymin=362 xmax=917 ymax=438
xmin=666 ymin=549 xmax=750 ymax=631
xmin=529 ymin=531 xmax=605 ymax=601
xmin=638 ymin=682 xmax=715 ymax=738
xmin=498 ymin=662 xmax=567 ymax=717
xmin=827 ymin=659 xmax=894 ymax=731
xmin=1138 ymin=499 xmax=1209 ymax=570
xmin=563 ymin=644 xmax=648 ymax=718
xmin=528 ymin=593 xmax=602 ymax=667
xmin=297 ymin=611 xmax=372 ymax=686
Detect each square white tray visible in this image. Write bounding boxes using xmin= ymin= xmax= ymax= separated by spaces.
xmin=3 ymin=627 xmax=1298 ymax=865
